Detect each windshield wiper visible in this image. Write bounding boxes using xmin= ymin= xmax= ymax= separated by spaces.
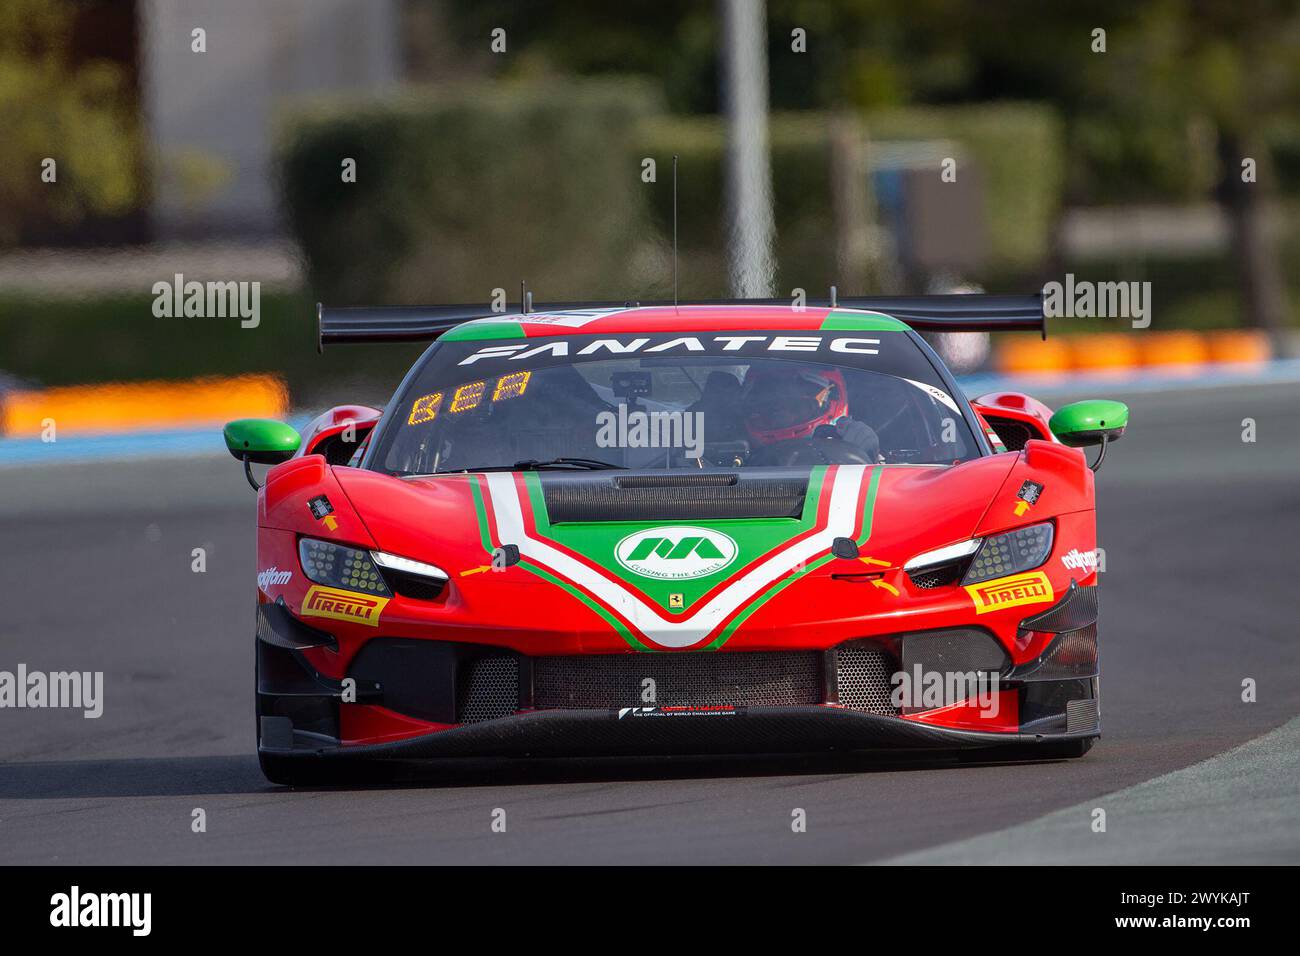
xmin=514 ymin=457 xmax=627 ymax=470
xmin=439 ymin=457 xmax=628 ymax=474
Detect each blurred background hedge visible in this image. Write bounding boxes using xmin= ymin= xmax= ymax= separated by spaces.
xmin=279 ymin=86 xmax=1065 ymax=304
xmin=278 ymin=80 xmax=666 ymax=305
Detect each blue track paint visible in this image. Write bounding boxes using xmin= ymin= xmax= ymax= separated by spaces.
xmin=0 ymin=415 xmax=313 ymax=468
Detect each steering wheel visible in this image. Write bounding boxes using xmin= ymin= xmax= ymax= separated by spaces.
xmin=746 ymin=435 xmax=873 ymax=467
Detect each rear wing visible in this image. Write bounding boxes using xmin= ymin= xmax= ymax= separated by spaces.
xmin=316 ymin=293 xmax=1045 ymax=350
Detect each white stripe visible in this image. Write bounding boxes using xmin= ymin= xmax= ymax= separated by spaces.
xmin=518 ymin=309 xmax=632 ymax=327
xmin=485 ymin=466 xmax=868 ymax=648
xmin=902 ymin=377 xmax=961 ymax=414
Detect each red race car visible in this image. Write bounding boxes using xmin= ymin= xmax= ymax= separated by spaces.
xmin=224 ymin=295 xmax=1128 ymax=785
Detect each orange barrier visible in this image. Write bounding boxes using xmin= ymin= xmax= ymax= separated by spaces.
xmin=0 ymin=374 xmax=288 ymax=437
xmin=1206 ymin=330 xmax=1271 ymax=364
xmin=1068 ymin=334 xmax=1141 ymax=371
xmin=997 ymin=337 xmax=1071 ymax=375
xmin=996 ymin=330 xmax=1271 ymax=374
xmin=1140 ymin=330 xmax=1209 ymax=367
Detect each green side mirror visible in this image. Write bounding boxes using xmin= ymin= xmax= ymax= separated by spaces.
xmin=223 ymin=419 xmax=301 ymax=465
xmin=1049 ymin=400 xmax=1129 ymax=448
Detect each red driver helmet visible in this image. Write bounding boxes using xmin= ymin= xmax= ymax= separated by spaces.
xmin=742 ymin=365 xmax=849 ymax=446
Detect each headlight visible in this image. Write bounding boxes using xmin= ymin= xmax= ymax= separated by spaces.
xmin=903 ymin=538 xmax=981 ymax=589
xmin=371 ymin=549 xmax=449 ymax=600
xmin=904 ymin=538 xmax=981 ymax=572
xmin=962 ymin=522 xmax=1054 ymax=585
xmin=371 ymin=550 xmax=448 ymax=582
xmin=298 ymin=538 xmax=391 ymax=596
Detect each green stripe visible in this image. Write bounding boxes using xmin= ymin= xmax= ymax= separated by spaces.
xmin=472 ymin=478 xmax=649 ymax=650
xmin=819 ymin=311 xmax=909 ymax=332
xmin=703 ymin=552 xmax=837 ymax=650
xmin=520 ymin=559 xmax=653 ymax=652
xmin=855 ymin=465 xmax=884 ymax=545
xmin=468 ymin=476 xmax=495 ymax=553
xmin=704 ymin=465 xmax=883 ymax=650
xmin=440 ymin=320 xmax=527 ymax=341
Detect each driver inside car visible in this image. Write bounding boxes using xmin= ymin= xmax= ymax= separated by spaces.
xmin=740 ymin=365 xmax=883 ymax=465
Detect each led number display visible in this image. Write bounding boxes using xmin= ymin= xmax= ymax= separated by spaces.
xmin=410 ymin=372 xmax=533 ymax=424
xmin=407 ymin=391 xmax=443 ymax=425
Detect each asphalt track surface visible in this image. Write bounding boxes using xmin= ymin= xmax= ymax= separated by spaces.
xmin=1 ymin=380 xmax=1297 ymax=864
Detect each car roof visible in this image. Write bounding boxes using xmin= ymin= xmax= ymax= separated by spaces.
xmin=438 ymin=305 xmax=912 ymax=342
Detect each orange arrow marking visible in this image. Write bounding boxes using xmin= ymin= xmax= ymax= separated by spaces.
xmin=1013 ymin=501 xmax=1030 ymax=517
xmin=459 ymin=565 xmax=492 ymax=577
xmin=858 ymin=556 xmax=890 ymax=568
xmin=322 ymin=515 xmax=339 ymax=531
xmin=870 ymin=579 xmax=899 ymax=596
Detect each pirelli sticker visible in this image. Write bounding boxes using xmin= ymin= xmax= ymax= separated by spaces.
xmin=300 ymin=585 xmax=389 ymax=627
xmin=964 ymin=571 xmax=1054 ymax=615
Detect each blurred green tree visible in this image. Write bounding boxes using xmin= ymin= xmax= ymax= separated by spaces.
xmin=1084 ymin=0 xmax=1300 ymax=351
xmin=0 ymin=0 xmax=139 ymax=246
xmin=437 ymin=0 xmax=1298 ymax=342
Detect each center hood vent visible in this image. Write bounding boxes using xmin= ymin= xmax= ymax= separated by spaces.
xmin=540 ymin=470 xmax=809 ymax=522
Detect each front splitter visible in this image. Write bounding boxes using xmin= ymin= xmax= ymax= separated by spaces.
xmin=268 ymin=706 xmax=1097 ymax=761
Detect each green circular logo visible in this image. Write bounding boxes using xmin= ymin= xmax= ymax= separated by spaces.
xmin=615 ymin=526 xmax=739 ymax=580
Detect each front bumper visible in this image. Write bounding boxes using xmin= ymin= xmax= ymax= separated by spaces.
xmin=257 ymin=583 xmax=1101 ymax=761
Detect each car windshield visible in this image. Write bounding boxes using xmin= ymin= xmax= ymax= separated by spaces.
xmin=368 ymin=328 xmax=978 ymax=475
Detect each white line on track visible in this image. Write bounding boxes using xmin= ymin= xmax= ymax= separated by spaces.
xmin=875 ymin=716 xmax=1300 ymax=865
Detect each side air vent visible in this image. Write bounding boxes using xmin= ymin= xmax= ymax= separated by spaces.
xmin=906 ymin=560 xmax=969 ymax=589
xmin=984 ymin=415 xmax=1040 ymax=452
xmin=378 ymin=567 xmax=446 ymax=601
